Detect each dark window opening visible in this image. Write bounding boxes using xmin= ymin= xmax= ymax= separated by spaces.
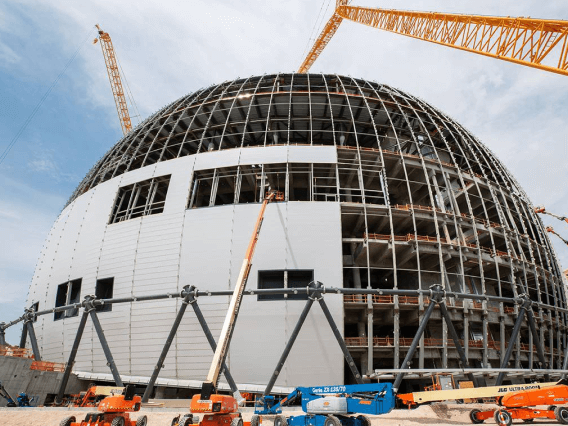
xmin=110 ymin=175 xmax=171 ymax=223
xmin=54 ymin=279 xmax=81 ymax=320
xmin=31 ymin=302 xmax=39 ymax=322
xmin=95 ymin=277 xmax=114 ymax=312
xmin=257 ymin=270 xmax=313 ymax=301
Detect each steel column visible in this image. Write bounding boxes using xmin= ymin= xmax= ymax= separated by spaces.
xmin=393 ymin=297 xmax=437 ymax=391
xmin=318 ymin=296 xmax=363 ymax=384
xmin=55 ymin=309 xmax=89 ymax=404
xmin=19 ymin=321 xmax=27 ymax=349
xmin=89 ymin=309 xmax=123 ymax=386
xmin=142 ymin=290 xmax=191 ymax=402
xmin=263 ymin=296 xmax=315 ymax=396
xmin=26 ymin=322 xmax=41 ymax=361
xmin=438 ymin=302 xmax=476 ymax=386
xmin=496 ymin=301 xmax=527 ymax=386
xmin=0 ymin=323 xmax=5 ymax=346
xmin=188 ymin=288 xmax=239 ymax=395
xmin=526 ymin=308 xmax=550 ymax=381
xmin=562 ymin=345 xmax=568 ymax=379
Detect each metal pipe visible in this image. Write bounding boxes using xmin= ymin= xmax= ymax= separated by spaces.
xmin=496 ymin=304 xmax=527 ymax=386
xmin=142 ymin=293 xmax=190 ymax=403
xmin=56 ymin=310 xmax=89 ymax=404
xmin=264 ymin=297 xmax=315 ymax=396
xmin=393 ymin=297 xmax=437 ymax=391
xmin=318 ymin=297 xmax=363 ymax=384
xmin=561 ymin=346 xmax=568 ymax=379
xmin=89 ymin=310 xmax=123 ymax=386
xmin=438 ymin=302 xmax=476 ymax=386
xmin=26 ymin=322 xmax=41 ymax=361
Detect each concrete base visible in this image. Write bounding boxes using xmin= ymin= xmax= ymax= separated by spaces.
xmin=0 ymin=356 xmax=84 ymax=407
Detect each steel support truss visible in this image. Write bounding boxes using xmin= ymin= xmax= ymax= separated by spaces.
xmin=4 ymin=283 xmax=568 ymax=398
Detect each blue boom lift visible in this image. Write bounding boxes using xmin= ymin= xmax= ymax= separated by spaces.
xmin=252 ymin=383 xmax=395 ymax=426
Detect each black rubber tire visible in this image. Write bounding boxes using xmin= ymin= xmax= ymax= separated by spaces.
xmin=59 ymin=416 xmax=76 ymax=426
xmin=171 ymin=415 xmax=180 ymax=426
xmin=230 ymin=418 xmax=243 ymax=426
xmin=112 ymin=416 xmax=126 ymax=426
xmin=183 ymin=416 xmax=194 ymax=426
xmin=469 ymin=409 xmax=484 ymax=424
xmin=7 ymin=402 xmax=16 ymax=407
xmin=136 ymin=415 xmax=148 ymax=426
xmin=494 ymin=410 xmax=512 ymax=426
xmin=251 ymin=414 xmax=260 ymax=426
xmin=555 ymin=406 xmax=568 ymax=425
xmin=548 ymin=405 xmax=557 ymax=412
xmin=522 ymin=420 xmax=534 ymax=423
xmin=324 ymin=415 xmax=342 ymax=426
xmin=357 ymin=415 xmax=371 ymax=426
xmin=274 ymin=415 xmax=288 ymax=426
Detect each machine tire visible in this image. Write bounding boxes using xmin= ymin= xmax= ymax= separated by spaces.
xmin=183 ymin=416 xmax=195 ymax=426
xmin=171 ymin=415 xmax=180 ymax=426
xmin=251 ymin=414 xmax=260 ymax=426
xmin=7 ymin=402 xmax=16 ymax=407
xmin=324 ymin=415 xmax=342 ymax=426
xmin=274 ymin=415 xmax=288 ymax=426
xmin=112 ymin=416 xmax=126 ymax=426
xmin=136 ymin=415 xmax=148 ymax=426
xmin=469 ymin=409 xmax=484 ymax=424
xmin=59 ymin=416 xmax=76 ymax=426
xmin=230 ymin=418 xmax=243 ymax=426
xmin=493 ymin=410 xmax=512 ymax=426
xmin=548 ymin=405 xmax=557 ymax=412
xmin=555 ymin=406 xmax=568 ymax=424
xmin=357 ymin=415 xmax=371 ymax=426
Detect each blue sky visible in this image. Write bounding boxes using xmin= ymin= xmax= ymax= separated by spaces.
xmin=1 ymin=0 xmax=567 ymax=344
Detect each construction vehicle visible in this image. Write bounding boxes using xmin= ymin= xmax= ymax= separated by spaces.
xmin=59 ymin=384 xmax=147 ymax=426
xmin=172 ymin=191 xmax=283 ymax=426
xmin=0 ymin=381 xmax=34 ymax=407
xmin=68 ymin=385 xmax=125 ymax=407
xmin=468 ymin=380 xmax=568 ymax=425
xmin=396 ymin=381 xmax=558 ymax=408
xmin=299 ymin=0 xmax=568 ymax=77
xmin=252 ymin=383 xmax=395 ymax=426
xmin=535 ymin=206 xmax=568 ymax=248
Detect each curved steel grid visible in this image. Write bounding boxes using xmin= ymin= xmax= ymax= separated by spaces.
xmin=65 ymin=73 xmax=566 ymax=371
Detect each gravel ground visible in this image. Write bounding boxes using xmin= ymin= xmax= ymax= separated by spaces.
xmin=0 ymin=403 xmax=559 ymax=426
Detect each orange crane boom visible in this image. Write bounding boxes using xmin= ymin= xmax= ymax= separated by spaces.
xmin=94 ymin=25 xmax=133 ymax=136
xmin=298 ymin=1 xmax=568 ymax=77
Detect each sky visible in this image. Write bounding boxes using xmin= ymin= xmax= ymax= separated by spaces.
xmin=0 ymin=0 xmax=567 ymax=344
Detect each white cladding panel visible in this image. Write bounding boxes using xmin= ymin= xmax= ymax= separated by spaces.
xmin=26 ymin=146 xmax=343 ymax=387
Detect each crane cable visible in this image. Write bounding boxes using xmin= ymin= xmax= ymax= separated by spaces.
xmin=0 ymin=26 xmax=97 ymax=167
xmin=298 ymin=0 xmax=334 ymax=67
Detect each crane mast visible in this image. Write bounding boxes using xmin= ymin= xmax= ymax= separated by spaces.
xmin=94 ymin=24 xmax=133 ymax=136
xmin=299 ymin=2 xmax=568 ymax=76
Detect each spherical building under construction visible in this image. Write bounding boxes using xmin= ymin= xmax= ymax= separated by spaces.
xmin=26 ymin=74 xmax=567 ymax=393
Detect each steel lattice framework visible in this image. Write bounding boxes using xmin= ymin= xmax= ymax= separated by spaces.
xmin=298 ymin=2 xmax=568 ymax=76
xmin=18 ymin=74 xmax=567 ymax=387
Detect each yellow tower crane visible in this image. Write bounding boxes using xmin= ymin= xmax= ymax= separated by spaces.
xmin=299 ymin=0 xmax=568 ymax=76
xmin=93 ymin=24 xmax=133 ymax=136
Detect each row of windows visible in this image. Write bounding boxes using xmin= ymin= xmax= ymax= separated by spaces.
xmin=108 ymin=159 xmax=388 ymax=224
xmin=49 ymin=270 xmax=312 ymax=319
xmin=53 ymin=277 xmax=114 ymax=320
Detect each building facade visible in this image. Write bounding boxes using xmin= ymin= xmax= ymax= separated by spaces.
xmin=26 ymin=74 xmax=566 ymax=390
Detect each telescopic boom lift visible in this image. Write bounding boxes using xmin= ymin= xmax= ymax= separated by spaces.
xmin=178 ymin=191 xmax=283 ymax=426
xmin=535 ymin=206 xmax=568 ymax=247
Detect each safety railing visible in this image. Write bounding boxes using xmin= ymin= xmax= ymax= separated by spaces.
xmin=0 ymin=344 xmax=33 ymax=359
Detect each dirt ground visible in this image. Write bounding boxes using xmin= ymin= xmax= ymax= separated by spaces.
xmin=0 ymin=403 xmax=512 ymax=426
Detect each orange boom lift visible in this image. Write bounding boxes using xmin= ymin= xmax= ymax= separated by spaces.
xmin=172 ymin=191 xmax=283 ymax=426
